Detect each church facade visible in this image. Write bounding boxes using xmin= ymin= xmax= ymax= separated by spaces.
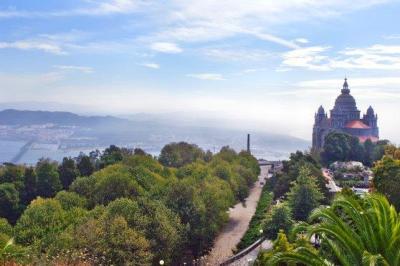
xmin=312 ymin=78 xmax=379 ymax=149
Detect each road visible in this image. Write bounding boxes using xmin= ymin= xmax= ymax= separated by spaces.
xmin=203 ymin=165 xmax=271 ymax=265
xmin=322 ymin=168 xmax=342 ymax=193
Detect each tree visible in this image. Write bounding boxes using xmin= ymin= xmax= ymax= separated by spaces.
xmin=105 ymin=198 xmax=184 ymax=265
xmin=269 ymin=194 xmax=400 ymax=266
xmin=264 ymin=204 xmax=293 ymax=240
xmin=74 ymin=216 xmax=152 ymax=265
xmin=287 ymin=167 xmax=323 ymax=221
xmin=133 ymin=148 xmax=147 ymax=156
xmin=255 ymin=230 xmax=293 ymax=266
xmin=21 ymin=167 xmax=37 ymax=205
xmin=58 ymin=157 xmax=78 ymax=189
xmin=159 ymin=142 xmax=205 ymax=168
xmin=321 ymin=131 xmax=353 ymax=164
xmin=0 ymin=164 xmax=24 ymax=184
xmin=269 ymin=151 xmax=324 ymax=200
xmin=55 ymin=191 xmax=87 ymax=210
xmin=0 ymin=183 xmax=19 ymax=223
xmin=373 ymin=155 xmax=400 ymax=210
xmin=91 ymin=164 xmax=143 ymax=205
xmin=15 ymin=198 xmax=67 ymax=249
xmin=77 ymin=155 xmax=94 ymax=177
xmin=100 ymin=145 xmax=131 ymax=168
xmin=363 ymin=139 xmax=375 ymax=166
xmin=36 ymin=159 xmax=62 ymax=198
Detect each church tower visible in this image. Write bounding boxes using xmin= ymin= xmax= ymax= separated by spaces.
xmin=312 ymin=78 xmax=379 ymax=150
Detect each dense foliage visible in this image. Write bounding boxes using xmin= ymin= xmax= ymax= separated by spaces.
xmin=321 ymin=131 xmax=388 ymax=166
xmin=238 ymin=152 xmax=325 ymax=252
xmin=286 ymin=167 xmax=324 ymax=221
xmin=262 ymin=193 xmax=400 ymax=266
xmin=236 ymin=188 xmax=273 ymax=250
xmin=263 ymin=204 xmax=293 ymax=240
xmin=373 ymin=145 xmax=400 ymax=210
xmin=268 ymin=151 xmax=329 ymax=203
xmin=0 ymin=142 xmax=260 ymax=265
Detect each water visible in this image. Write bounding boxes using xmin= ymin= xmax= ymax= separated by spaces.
xmin=0 ymin=140 xmax=27 ymax=163
xmin=19 ymin=147 xmax=99 ymax=165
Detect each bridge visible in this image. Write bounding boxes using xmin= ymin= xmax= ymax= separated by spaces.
xmin=10 ymin=140 xmax=35 ymax=164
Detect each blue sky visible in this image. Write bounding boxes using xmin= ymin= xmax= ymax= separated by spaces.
xmin=0 ymin=0 xmax=400 ymax=142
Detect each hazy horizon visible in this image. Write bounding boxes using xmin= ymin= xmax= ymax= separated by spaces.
xmin=1 ymin=1 xmax=400 ymax=143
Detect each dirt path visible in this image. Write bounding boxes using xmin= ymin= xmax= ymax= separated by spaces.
xmin=203 ymin=165 xmax=270 ymax=265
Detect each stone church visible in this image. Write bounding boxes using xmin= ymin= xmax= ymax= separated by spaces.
xmin=312 ymin=78 xmax=379 ymax=149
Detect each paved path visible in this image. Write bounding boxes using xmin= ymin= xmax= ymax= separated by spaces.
xmin=322 ymin=168 xmax=342 ymax=193
xmin=203 ymin=165 xmax=270 ymax=265
xmin=229 ymin=239 xmax=273 ymax=266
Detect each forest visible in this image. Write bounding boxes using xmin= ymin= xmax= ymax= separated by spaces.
xmin=0 ymin=142 xmax=260 ymax=265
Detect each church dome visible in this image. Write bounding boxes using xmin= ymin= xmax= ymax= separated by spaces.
xmin=333 ymin=78 xmax=358 ymax=112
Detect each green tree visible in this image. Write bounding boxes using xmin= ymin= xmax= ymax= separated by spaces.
xmin=15 ymin=198 xmax=67 ymax=250
xmin=100 ymin=145 xmax=131 ymax=168
xmin=264 ymin=204 xmax=293 ymax=240
xmin=0 ymin=183 xmax=19 ymax=223
xmin=105 ymin=198 xmax=184 ymax=264
xmin=58 ymin=157 xmax=78 ymax=189
xmin=74 ymin=216 xmax=152 ymax=265
xmin=321 ymin=131 xmax=353 ymax=164
xmin=269 ymin=194 xmax=400 ymax=266
xmin=36 ymin=159 xmax=62 ymax=198
xmin=91 ymin=164 xmax=143 ymax=205
xmin=55 ymin=191 xmax=87 ymax=210
xmin=287 ymin=167 xmax=323 ymax=221
xmin=269 ymin=151 xmax=325 ymax=200
xmin=77 ymin=155 xmax=94 ymax=177
xmin=21 ymin=167 xmax=37 ymax=205
xmin=159 ymin=142 xmax=205 ymax=168
xmin=373 ymin=155 xmax=400 ymax=210
xmin=0 ymin=164 xmax=24 ymax=184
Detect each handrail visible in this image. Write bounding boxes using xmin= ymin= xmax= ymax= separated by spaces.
xmin=219 ymin=237 xmax=267 ymax=265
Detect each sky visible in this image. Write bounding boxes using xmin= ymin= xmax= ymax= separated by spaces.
xmin=0 ymin=0 xmax=400 ymax=142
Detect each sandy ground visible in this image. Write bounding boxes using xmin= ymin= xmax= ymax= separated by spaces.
xmin=203 ymin=165 xmax=270 ymax=265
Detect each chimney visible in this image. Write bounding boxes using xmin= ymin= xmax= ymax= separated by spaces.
xmin=247 ymin=134 xmax=251 ymax=154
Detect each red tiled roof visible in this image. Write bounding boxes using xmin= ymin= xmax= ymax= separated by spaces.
xmin=345 ymin=120 xmax=370 ymax=129
xmin=358 ymin=136 xmax=379 ymax=143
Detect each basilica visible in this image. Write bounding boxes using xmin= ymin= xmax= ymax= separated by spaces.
xmin=312 ymin=78 xmax=379 ymax=149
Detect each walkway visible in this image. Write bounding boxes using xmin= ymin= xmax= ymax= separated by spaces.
xmin=204 ymin=165 xmax=271 ymax=265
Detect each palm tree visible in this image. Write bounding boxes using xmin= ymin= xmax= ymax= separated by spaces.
xmin=268 ymin=193 xmax=400 ymax=266
xmin=0 ymin=238 xmax=25 ymax=265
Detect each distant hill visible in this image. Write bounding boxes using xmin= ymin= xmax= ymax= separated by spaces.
xmin=0 ymin=109 xmax=310 ymax=161
xmin=0 ymin=109 xmax=127 ymax=126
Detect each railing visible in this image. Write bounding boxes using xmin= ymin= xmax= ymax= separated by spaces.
xmin=219 ymin=237 xmax=267 ymax=265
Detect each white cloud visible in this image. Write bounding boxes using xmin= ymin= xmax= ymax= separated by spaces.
xmin=202 ymin=48 xmax=270 ymax=61
xmin=0 ymin=40 xmax=65 ymax=55
xmin=295 ymin=38 xmax=309 ymax=44
xmin=53 ymin=65 xmax=94 ymax=73
xmin=71 ymin=0 xmax=142 ymax=16
xmin=150 ymin=42 xmax=183 ymax=53
xmin=140 ymin=63 xmax=160 ymax=69
xmin=0 ymin=1 xmax=143 ymax=18
xmin=282 ymin=44 xmax=400 ymax=71
xmin=297 ymin=77 xmax=400 ymax=89
xmin=187 ymin=73 xmax=225 ymax=81
xmin=282 ymin=46 xmax=331 ymax=71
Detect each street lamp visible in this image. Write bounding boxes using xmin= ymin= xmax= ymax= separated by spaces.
xmin=159 ymin=260 xmax=164 ymax=265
